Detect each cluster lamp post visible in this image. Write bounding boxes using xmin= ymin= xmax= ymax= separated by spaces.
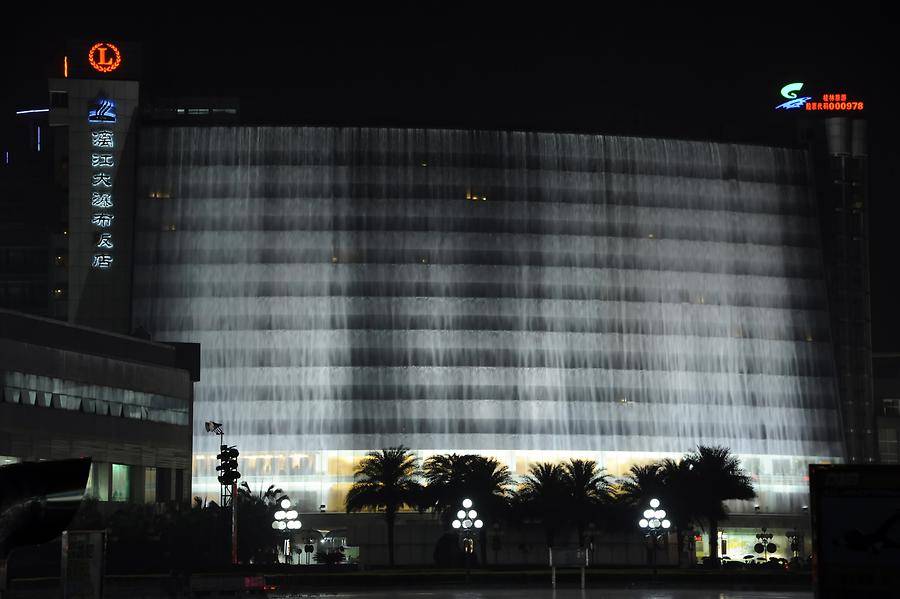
xmin=638 ymin=498 xmax=671 ymax=575
xmin=272 ymin=498 xmax=301 ymax=563
xmin=451 ymin=498 xmax=483 ymax=581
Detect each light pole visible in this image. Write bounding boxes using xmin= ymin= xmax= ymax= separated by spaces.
xmin=451 ymin=498 xmax=483 ymax=581
xmin=205 ymin=421 xmax=239 ymax=565
xmin=638 ymin=498 xmax=671 ymax=576
xmin=272 ymin=498 xmax=301 ymax=563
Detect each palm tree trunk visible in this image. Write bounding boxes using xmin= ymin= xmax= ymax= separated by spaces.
xmin=707 ymin=518 xmax=718 ymax=567
xmin=386 ymin=510 xmax=396 ymax=567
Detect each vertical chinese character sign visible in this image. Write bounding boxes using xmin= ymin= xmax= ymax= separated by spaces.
xmin=88 ymin=100 xmax=117 ymax=269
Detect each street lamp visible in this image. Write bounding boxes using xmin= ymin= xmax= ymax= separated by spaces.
xmin=638 ymin=498 xmax=671 ymax=575
xmin=451 ymin=498 xmax=483 ymax=581
xmin=272 ymin=498 xmax=301 ymax=563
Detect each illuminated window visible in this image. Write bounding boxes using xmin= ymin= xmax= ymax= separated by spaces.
xmin=111 ymin=463 xmax=131 ymax=502
xmin=144 ymin=467 xmax=157 ymax=503
xmin=86 ymin=462 xmax=109 ymax=501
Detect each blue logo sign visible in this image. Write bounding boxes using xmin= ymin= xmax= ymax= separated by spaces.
xmin=88 ymin=99 xmax=117 ymax=123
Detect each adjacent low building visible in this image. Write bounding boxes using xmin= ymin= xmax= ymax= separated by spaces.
xmin=0 ymin=309 xmax=198 ymax=504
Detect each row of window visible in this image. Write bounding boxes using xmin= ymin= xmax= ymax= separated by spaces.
xmin=3 ymin=384 xmax=189 ymax=426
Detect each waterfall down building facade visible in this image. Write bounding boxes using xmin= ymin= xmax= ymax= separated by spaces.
xmin=131 ymin=126 xmax=844 ymax=511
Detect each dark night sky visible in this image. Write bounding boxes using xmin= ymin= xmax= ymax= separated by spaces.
xmin=4 ymin=7 xmax=899 ymax=349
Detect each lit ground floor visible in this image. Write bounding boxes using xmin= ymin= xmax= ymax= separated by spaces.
xmin=272 ymin=511 xmax=812 ymax=568
xmin=193 ymin=448 xmax=832 ymax=515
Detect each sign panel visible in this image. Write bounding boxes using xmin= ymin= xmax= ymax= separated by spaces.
xmin=64 ymin=40 xmax=141 ymax=80
xmin=87 ymin=99 xmax=118 ymax=270
xmin=809 ymin=465 xmax=900 ymax=598
xmin=774 ymin=82 xmax=864 ymax=112
xmin=61 ymin=530 xmax=106 ymax=599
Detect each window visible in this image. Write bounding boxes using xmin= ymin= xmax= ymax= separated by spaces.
xmin=878 ymin=428 xmax=898 ymax=464
xmin=144 ymin=467 xmax=157 ymax=503
xmin=175 ymin=468 xmax=184 ymax=502
xmin=111 ymin=464 xmax=130 ymax=502
xmin=50 ymin=91 xmax=68 ymax=108
xmin=86 ymin=462 xmax=109 ymax=501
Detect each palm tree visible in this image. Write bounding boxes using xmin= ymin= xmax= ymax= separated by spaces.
xmin=238 ymin=482 xmax=285 ymax=505
xmin=618 ymin=462 xmax=667 ymax=507
xmin=563 ymin=459 xmax=612 ymax=548
xmin=235 ymin=483 xmax=286 ymax=564
xmin=684 ymin=445 xmax=755 ymax=567
xmin=657 ymin=458 xmax=699 ymax=565
xmin=422 ymin=453 xmax=513 ymax=565
xmin=421 ymin=453 xmax=471 ymax=522
xmin=515 ymin=462 xmax=569 ymax=548
xmin=345 ymin=446 xmax=422 ymax=567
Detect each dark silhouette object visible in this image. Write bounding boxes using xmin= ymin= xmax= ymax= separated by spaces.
xmin=0 ymin=458 xmax=92 ymax=558
xmin=434 ymin=532 xmax=463 ymax=567
xmin=236 ymin=483 xmax=285 ymax=565
xmin=841 ymin=509 xmax=900 ymax=553
xmin=515 ymin=462 xmax=569 ymax=548
xmin=345 ymin=447 xmax=422 ymax=567
xmin=563 ymin=459 xmax=612 ymax=549
xmin=0 ymin=458 xmax=91 ymax=593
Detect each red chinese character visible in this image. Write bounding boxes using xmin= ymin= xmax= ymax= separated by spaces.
xmin=841 ymin=94 xmax=847 ymax=101
xmin=822 ymin=94 xmax=828 ymax=102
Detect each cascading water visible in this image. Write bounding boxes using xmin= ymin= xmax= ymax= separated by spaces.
xmin=133 ymin=127 xmax=843 ymax=510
